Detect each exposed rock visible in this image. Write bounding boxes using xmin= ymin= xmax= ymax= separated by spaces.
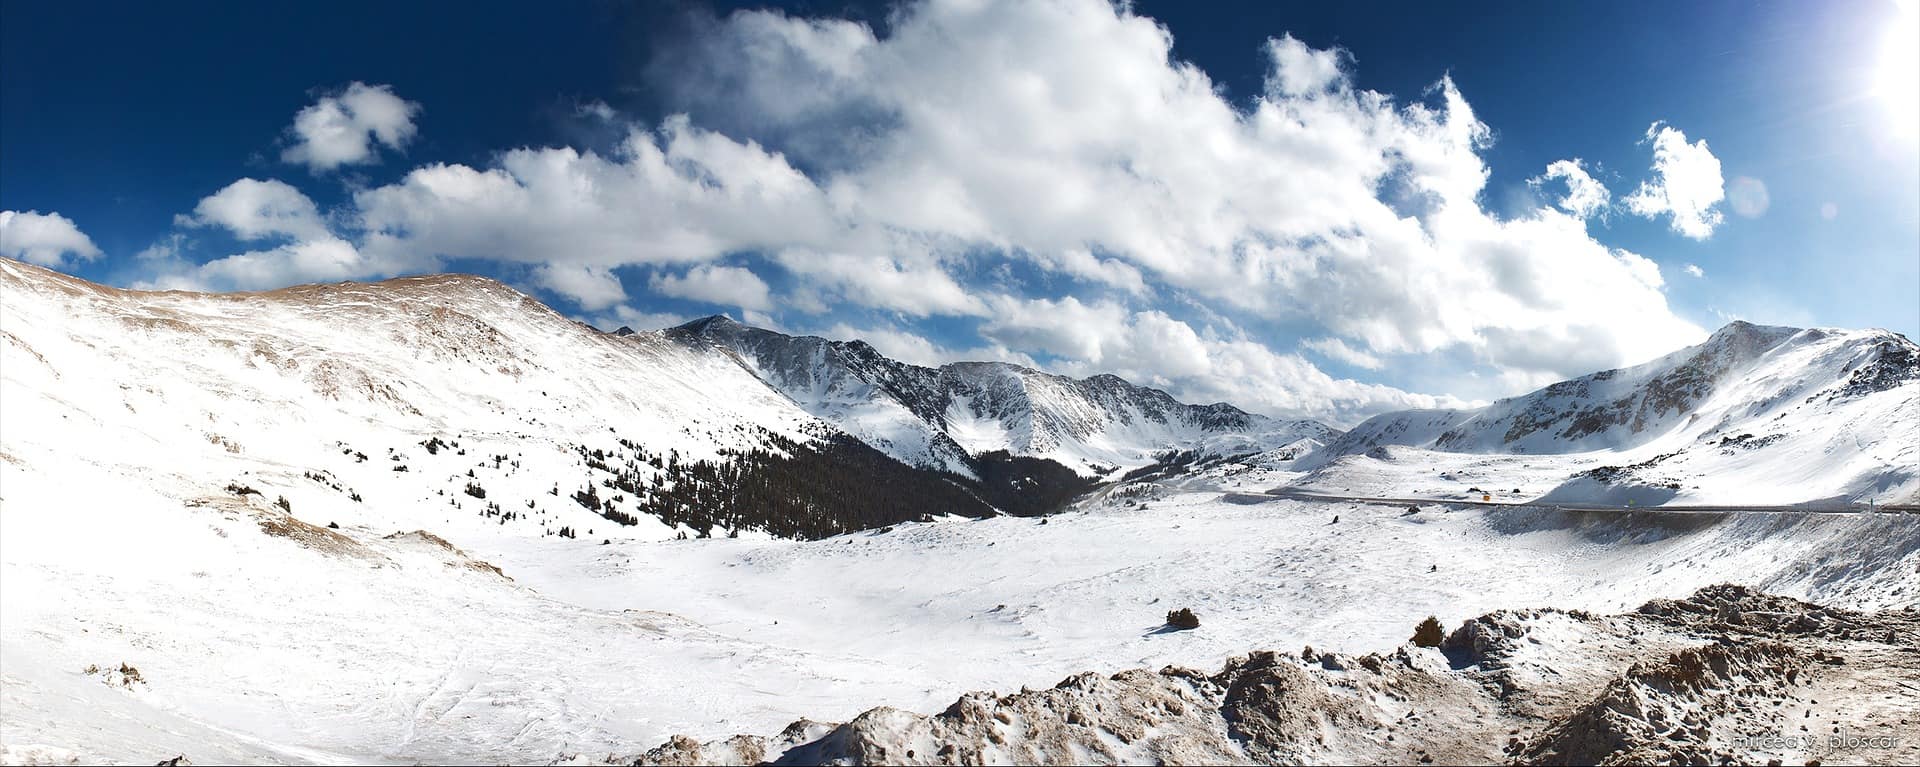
xmin=631 ymin=585 xmax=1920 ymax=766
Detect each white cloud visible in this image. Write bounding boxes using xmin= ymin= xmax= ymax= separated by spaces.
xmin=1302 ymin=337 xmax=1384 ymax=369
xmin=127 ymin=0 xmax=1718 ymax=423
xmin=535 ymin=263 xmax=628 ymax=311
xmin=1623 ymin=122 xmax=1726 ymax=239
xmin=649 ymin=264 xmax=773 ymax=312
xmin=975 ymin=295 xmax=1455 ymax=424
xmin=0 ymin=210 xmax=102 ymax=266
xmin=1530 ymin=159 xmax=1610 ymax=219
xmin=1266 ymin=33 xmax=1346 ymax=97
xmin=281 ymin=82 xmax=420 ymax=172
xmin=178 ymin=178 xmax=332 ymax=242
xmin=820 ymin=323 xmax=1037 ymax=368
xmin=582 ymin=305 xmax=689 ymax=334
xmin=638 ymin=0 xmax=1698 ymax=381
xmin=134 ymin=233 xmax=187 ymax=262
xmin=1185 ymin=336 xmax=1474 ymax=424
xmin=1683 ymin=263 xmax=1705 ymax=278
xmin=771 ymin=249 xmax=987 ymax=317
xmin=193 ymin=238 xmax=369 ymax=290
xmin=144 ymin=179 xmax=416 ymax=291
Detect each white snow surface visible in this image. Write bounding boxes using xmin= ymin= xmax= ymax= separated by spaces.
xmin=4 ymin=259 xmax=1918 ymax=764
xmin=674 ymin=316 xmax=1333 ymax=478
xmin=1298 ymin=321 xmax=1920 ymax=505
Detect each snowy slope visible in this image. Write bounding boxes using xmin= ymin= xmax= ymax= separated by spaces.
xmin=671 ymin=315 xmax=1336 ymax=478
xmin=0 ymin=257 xmax=845 ymax=544
xmin=8 ymin=448 xmax=1917 ymax=764
xmin=6 ymin=257 xmax=1919 ymax=764
xmin=1298 ymin=321 xmax=1920 ymax=505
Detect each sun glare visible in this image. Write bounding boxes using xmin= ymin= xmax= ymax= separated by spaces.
xmin=1877 ymin=0 xmax=1920 ymax=138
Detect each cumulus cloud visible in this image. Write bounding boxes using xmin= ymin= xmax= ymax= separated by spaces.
xmin=1530 ymin=159 xmax=1610 ymax=219
xmin=1302 ymin=337 xmax=1384 ymax=370
xmin=649 ymin=264 xmax=773 ymax=312
xmin=1266 ymin=33 xmax=1347 ymax=97
xmin=536 ymin=263 xmax=628 ymax=311
xmin=583 ymin=305 xmax=689 ymax=334
xmin=1683 ymin=263 xmax=1705 ymax=278
xmin=1623 ymin=122 xmax=1725 ymax=239
xmin=125 ymin=0 xmax=1716 ymax=422
xmin=281 ymin=82 xmax=421 ymax=172
xmin=0 ymin=210 xmax=102 ymax=266
xmin=974 ymin=295 xmax=1458 ymax=422
xmin=145 ymin=179 xmax=415 ymax=291
xmin=178 ymin=178 xmax=332 ymax=242
xmin=191 ymin=238 xmax=369 ymax=290
xmin=820 ymin=323 xmax=1038 ymax=369
xmin=629 ymin=0 xmax=1700 ymax=381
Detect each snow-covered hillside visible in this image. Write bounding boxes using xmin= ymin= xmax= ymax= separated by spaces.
xmin=5 ymin=257 xmax=1919 ymax=765
xmin=1296 ymin=321 xmax=1920 ymax=505
xmin=670 ymin=315 xmax=1335 ymax=478
xmin=6 ymin=455 xmax=1916 ymax=764
xmin=0 ymin=257 xmax=859 ymax=541
xmin=0 ymin=258 xmax=1287 ymax=539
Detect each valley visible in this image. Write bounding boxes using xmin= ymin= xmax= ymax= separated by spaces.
xmin=2 ymin=258 xmax=1917 ymax=765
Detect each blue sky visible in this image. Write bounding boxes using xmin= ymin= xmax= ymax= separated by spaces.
xmin=3 ymin=0 xmax=1916 ymax=423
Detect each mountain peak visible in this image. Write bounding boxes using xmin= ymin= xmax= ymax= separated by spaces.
xmin=1705 ymin=319 xmax=1799 ymax=344
xmin=674 ymin=314 xmax=744 ymax=334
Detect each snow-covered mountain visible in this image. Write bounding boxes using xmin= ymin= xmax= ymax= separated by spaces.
xmin=0 ymin=258 xmax=1301 ymax=539
xmin=668 ymin=314 xmax=1336 ymax=478
xmin=7 ymin=256 xmax=1920 ymax=765
xmin=1297 ymin=320 xmax=1920 ymax=504
xmin=0 ymin=256 xmax=879 ymax=539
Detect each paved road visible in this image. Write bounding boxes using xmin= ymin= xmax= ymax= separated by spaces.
xmin=1242 ymin=488 xmax=1920 ymax=516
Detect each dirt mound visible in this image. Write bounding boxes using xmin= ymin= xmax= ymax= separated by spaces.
xmin=1523 ymin=640 xmax=1813 ymax=766
xmin=383 ymin=530 xmax=510 ymax=579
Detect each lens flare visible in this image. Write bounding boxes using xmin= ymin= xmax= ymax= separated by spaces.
xmin=1877 ymin=0 xmax=1919 ymax=138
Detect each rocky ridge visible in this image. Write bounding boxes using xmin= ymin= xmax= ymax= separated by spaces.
xmin=633 ymin=585 xmax=1920 ymax=766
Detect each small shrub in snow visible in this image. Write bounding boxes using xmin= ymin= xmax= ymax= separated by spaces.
xmin=464 ymin=482 xmax=487 ymax=499
xmin=274 ymin=496 xmax=292 ymax=512
xmin=1165 ymin=608 xmax=1200 ymax=630
xmin=1412 ymin=616 xmax=1446 ymax=647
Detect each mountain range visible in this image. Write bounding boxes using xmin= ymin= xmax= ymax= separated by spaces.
xmin=3 ymin=255 xmax=1915 ymax=547
xmin=1299 ymin=319 xmax=1920 ymax=505
xmin=5 ymin=255 xmax=1919 ymax=765
xmin=0 ymin=258 xmax=1322 ymax=541
xmin=664 ymin=313 xmax=1334 ymax=478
